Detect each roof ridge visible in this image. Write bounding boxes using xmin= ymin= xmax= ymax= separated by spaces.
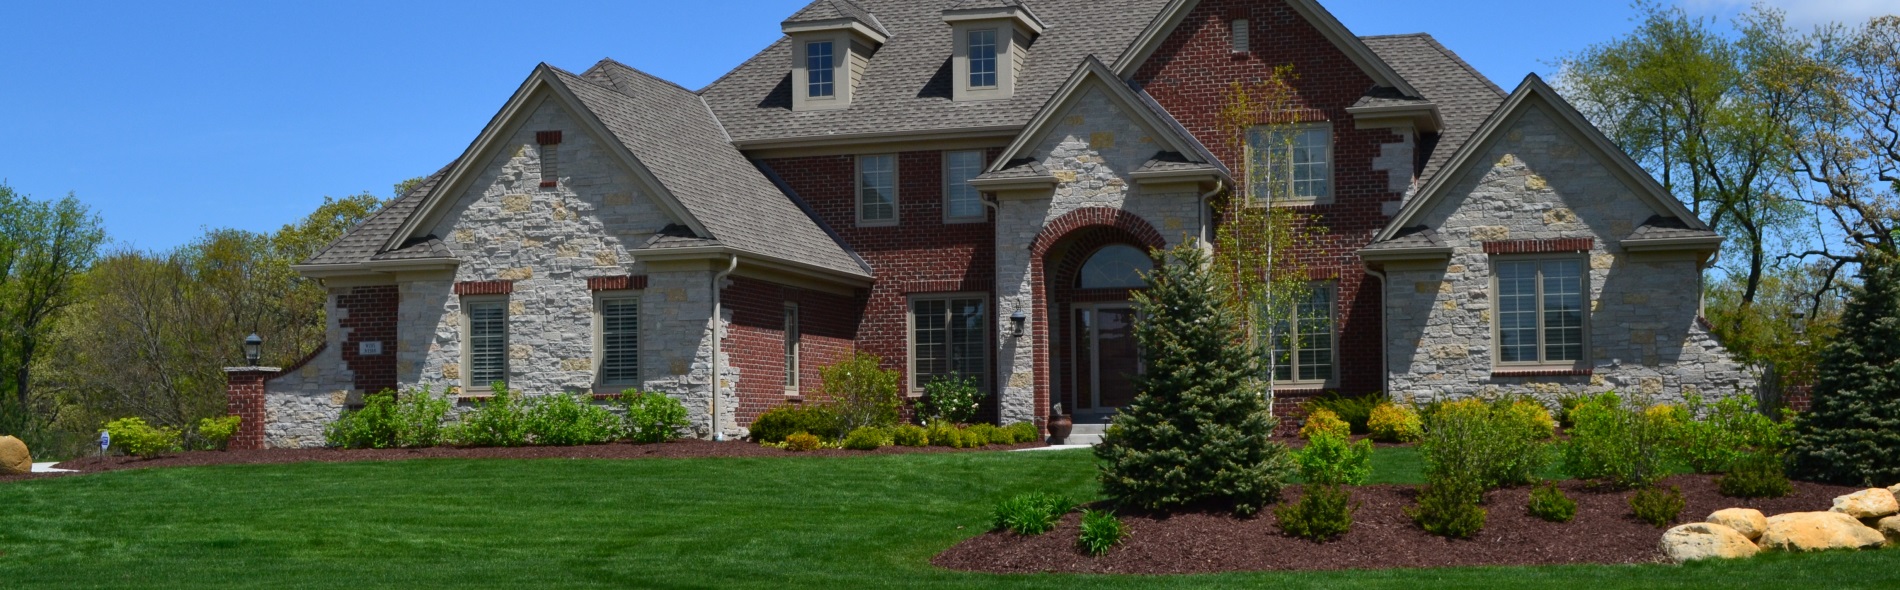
xmin=1358 ymin=32 xmax=1431 ymax=40
xmin=1411 ymin=33 xmax=1506 ymax=97
xmin=588 ymin=58 xmax=703 ymax=98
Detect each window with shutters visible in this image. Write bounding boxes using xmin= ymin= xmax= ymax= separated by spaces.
xmin=908 ymin=294 xmax=987 ymax=394
xmin=463 ymin=297 xmax=508 ymax=391
xmin=598 ymin=296 xmax=640 ymax=387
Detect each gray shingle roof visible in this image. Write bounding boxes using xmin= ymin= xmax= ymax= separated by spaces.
xmin=1353 ymin=86 xmax=1434 ymax=109
xmin=302 ymin=165 xmax=451 ymax=266
xmin=372 ymin=237 xmax=454 ymax=261
xmin=700 ymin=0 xmax=1169 ymax=146
xmin=782 ymin=0 xmax=891 ymax=37
xmin=974 ymin=158 xmax=1051 ymax=181
xmin=1135 ymin=151 xmax=1219 ymax=175
xmin=1627 ymin=215 xmax=1717 ymax=241
xmin=643 ymin=223 xmax=722 ymax=249
xmin=1363 ymin=225 xmax=1444 ymax=250
xmin=564 ymin=62 xmax=870 ymax=278
xmin=1361 ymin=33 xmax=1506 ymax=187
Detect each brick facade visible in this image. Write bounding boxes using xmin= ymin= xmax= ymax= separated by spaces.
xmin=336 ymin=285 xmax=399 ymax=395
xmin=722 ymin=275 xmax=861 ymax=425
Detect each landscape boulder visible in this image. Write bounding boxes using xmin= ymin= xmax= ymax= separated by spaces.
xmin=1661 ymin=522 xmax=1759 ymax=562
xmin=1829 ymin=488 xmax=1898 ymax=519
xmin=1707 ymin=508 xmax=1768 ymax=541
xmin=1758 ymin=511 xmax=1886 ymax=552
xmin=0 ymin=435 xmax=29 ymax=475
xmin=1879 ymin=516 xmax=1900 ymax=545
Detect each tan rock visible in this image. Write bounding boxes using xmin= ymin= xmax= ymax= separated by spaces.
xmin=1661 ymin=522 xmax=1759 ymax=562
xmin=1759 ymin=511 xmax=1886 ymax=552
xmin=1830 ymin=488 xmax=1899 ymax=519
xmin=0 ymin=435 xmax=30 ymax=475
xmin=1879 ymin=516 xmax=1900 ymax=545
xmin=1708 ymin=508 xmax=1769 ymax=541
xmin=1888 ymin=484 xmax=1900 ymax=500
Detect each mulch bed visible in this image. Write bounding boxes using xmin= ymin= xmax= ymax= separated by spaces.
xmin=935 ymin=475 xmax=1863 ymax=574
xmin=0 ymin=439 xmax=1045 ymax=483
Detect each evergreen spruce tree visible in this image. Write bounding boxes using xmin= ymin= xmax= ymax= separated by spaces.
xmin=1789 ymin=251 xmax=1900 ymax=485
xmin=1094 ymin=242 xmax=1294 ymax=515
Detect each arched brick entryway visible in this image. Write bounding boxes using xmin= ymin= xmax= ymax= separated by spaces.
xmin=1026 ymin=207 xmax=1166 ymax=429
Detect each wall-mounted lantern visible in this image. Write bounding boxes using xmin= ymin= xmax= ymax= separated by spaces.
xmin=1009 ymin=310 xmax=1027 ymax=338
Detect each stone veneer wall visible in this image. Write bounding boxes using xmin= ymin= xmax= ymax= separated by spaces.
xmin=994 ymin=85 xmax=1206 ymax=426
xmin=262 ymin=287 xmax=359 ymax=448
xmin=1383 ymin=104 xmax=1756 ymax=405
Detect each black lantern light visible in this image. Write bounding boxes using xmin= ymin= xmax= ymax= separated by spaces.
xmin=244 ymin=333 xmax=262 ymax=366
xmin=1009 ymin=310 xmax=1027 ymax=337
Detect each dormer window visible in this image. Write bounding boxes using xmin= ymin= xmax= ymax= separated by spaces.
xmin=807 ymin=41 xmax=836 ymax=98
xmin=943 ymin=2 xmax=1045 ymax=102
xmin=969 ymin=30 xmax=998 ymax=88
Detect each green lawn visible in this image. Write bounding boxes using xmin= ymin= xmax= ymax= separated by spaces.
xmin=1 ymin=448 xmax=1896 ymax=589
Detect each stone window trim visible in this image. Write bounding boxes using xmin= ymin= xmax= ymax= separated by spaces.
xmin=593 ymin=291 xmax=642 ymax=391
xmin=1245 ymin=122 xmax=1335 ymax=206
xmin=905 ymin=291 xmax=990 ymax=397
xmin=1489 ymin=253 xmax=1592 ymax=370
xmin=454 ymin=280 xmax=515 ymax=296
xmin=536 ymin=130 xmax=562 ymax=189
xmin=1266 ymin=281 xmax=1339 ymax=389
xmin=856 ymin=153 xmax=899 ymax=227
xmin=459 ymin=294 xmax=509 ymax=395
xmin=587 ymin=275 xmax=649 ymax=291
xmin=783 ymin=303 xmax=801 ymax=394
xmin=1482 ymin=238 xmax=1595 ymax=255
xmin=943 ymin=150 xmax=988 ymax=223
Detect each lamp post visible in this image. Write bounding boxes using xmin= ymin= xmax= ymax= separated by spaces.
xmin=244 ymin=333 xmax=262 ymax=366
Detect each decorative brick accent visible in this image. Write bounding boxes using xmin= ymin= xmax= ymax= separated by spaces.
xmin=1030 ymin=208 xmax=1168 ymax=425
xmin=337 ymin=285 xmax=399 ymax=395
xmin=587 ymin=275 xmax=648 ymax=291
xmin=453 ymin=280 xmax=515 ymax=295
xmin=1482 ymin=238 xmax=1595 ymax=255
xmin=535 ymin=130 xmax=562 ymax=145
xmin=224 ymin=368 xmax=277 ymax=450
xmin=1491 ymin=368 xmax=1594 ymax=378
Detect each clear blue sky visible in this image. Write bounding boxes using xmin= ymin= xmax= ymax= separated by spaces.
xmin=1 ymin=0 xmax=1889 ymax=251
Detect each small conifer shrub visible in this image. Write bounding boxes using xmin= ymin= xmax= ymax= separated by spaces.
xmin=1527 ymin=481 xmax=1577 ymax=523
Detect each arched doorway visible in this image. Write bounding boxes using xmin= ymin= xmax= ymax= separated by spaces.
xmin=1047 ymin=234 xmax=1157 ymax=422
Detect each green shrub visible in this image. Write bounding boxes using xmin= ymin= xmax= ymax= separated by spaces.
xmin=1676 ymin=393 xmax=1790 ymax=473
xmin=1790 ymin=251 xmax=1900 ymax=486
xmin=619 ymin=390 xmax=689 ymax=443
xmin=1275 ymin=484 xmax=1356 ymax=542
xmin=1420 ymin=399 xmax=1549 ymax=492
xmin=448 ymin=383 xmax=529 ymax=447
xmin=1407 ymin=482 xmax=1486 ymax=539
xmin=1367 ymin=403 xmax=1423 ymax=443
xmin=891 ymin=424 xmax=929 ymax=447
xmin=750 ymin=404 xmax=843 ymax=443
xmin=1295 ymin=431 xmax=1372 ymax=486
xmin=325 ymin=388 xmax=452 ymax=449
xmin=524 ymin=393 xmax=622 ymax=446
xmin=1498 ymin=399 xmax=1557 ymax=440
xmin=783 ymin=432 xmax=823 ymax=452
xmin=1527 ymin=481 xmax=1577 ymax=523
xmin=196 ymin=415 xmax=241 ymax=451
xmin=922 ymin=375 xmax=982 ymax=425
xmin=966 ymin=423 xmax=1005 ymax=446
xmin=104 ymin=417 xmax=181 ymax=458
xmin=1077 ymin=509 xmax=1128 ymax=556
xmin=1305 ymin=393 xmax=1385 ymax=434
xmin=991 ymin=492 xmax=1074 ymax=535
xmin=927 ymin=423 xmax=963 ymax=448
xmin=1004 ymin=421 xmax=1041 ymax=444
xmin=1630 ymin=485 xmax=1685 ymax=527
xmin=1562 ymin=392 xmax=1678 ymax=489
xmin=821 ymin=352 xmax=902 ymax=433
xmin=1718 ymin=451 xmax=1794 ymax=498
xmin=1556 ymin=392 xmax=1591 ymax=428
xmin=956 ymin=427 xmax=986 ymax=448
xmin=842 ymin=426 xmax=892 ymax=450
xmin=1299 ymin=408 xmax=1351 ymax=440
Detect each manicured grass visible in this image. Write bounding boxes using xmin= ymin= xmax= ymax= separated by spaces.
xmin=1 ymin=448 xmax=1895 ymax=589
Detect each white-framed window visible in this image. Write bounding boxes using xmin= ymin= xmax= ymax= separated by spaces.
xmin=1231 ymin=18 xmax=1250 ymax=54
xmin=968 ymin=29 xmax=998 ymax=88
xmin=857 ymin=154 xmax=897 ymax=225
xmin=944 ymin=150 xmax=986 ymax=222
xmin=909 ymin=294 xmax=988 ymax=393
xmin=806 ymin=41 xmax=835 ymax=98
xmin=1247 ymin=124 xmax=1333 ymax=203
xmin=596 ymin=295 xmax=640 ymax=388
xmin=462 ymin=296 xmax=509 ymax=391
xmin=783 ymin=303 xmax=801 ymax=391
xmin=1268 ymin=283 xmax=1336 ymax=384
xmin=1494 ymin=257 xmax=1588 ymax=365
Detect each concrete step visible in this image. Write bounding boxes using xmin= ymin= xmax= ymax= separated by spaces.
xmin=1053 ymin=422 xmax=1106 ymax=446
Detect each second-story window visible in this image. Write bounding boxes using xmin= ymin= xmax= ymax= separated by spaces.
xmin=858 ymin=154 xmax=897 ymax=225
xmin=944 ymin=150 xmax=986 ymax=221
xmin=1248 ymin=124 xmax=1333 ymax=203
xmin=807 ymin=41 xmax=835 ymax=98
xmin=969 ymin=29 xmax=998 ymax=88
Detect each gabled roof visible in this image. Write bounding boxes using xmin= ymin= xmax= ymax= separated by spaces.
xmin=1374 ymin=74 xmax=1713 ymax=243
xmin=987 ymin=56 xmax=1227 ymax=180
xmin=782 ymin=0 xmax=891 ymax=39
xmin=1112 ymin=0 xmax=1419 ymax=98
xmin=301 ymin=164 xmax=452 ymax=267
xmin=1361 ymin=33 xmax=1507 ymax=186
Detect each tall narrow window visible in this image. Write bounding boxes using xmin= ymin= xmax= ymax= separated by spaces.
xmin=783 ymin=304 xmax=801 ymax=390
xmin=599 ymin=297 xmax=639 ymax=386
xmin=466 ymin=299 xmax=508 ymax=388
xmin=1247 ymin=125 xmax=1333 ymax=202
xmin=1231 ymin=18 xmax=1250 ymax=53
xmin=1496 ymin=258 xmax=1587 ymax=364
xmin=858 ymin=154 xmax=897 ymax=225
xmin=807 ymin=41 xmax=835 ymax=98
xmin=968 ymin=29 xmax=998 ymax=88
xmin=1268 ymin=285 xmax=1335 ymax=383
xmin=911 ymin=296 xmax=987 ymax=391
xmin=944 ymin=150 xmax=986 ymax=221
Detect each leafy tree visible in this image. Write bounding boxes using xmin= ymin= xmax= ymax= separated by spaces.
xmin=1789 ymin=251 xmax=1900 ymax=485
xmin=0 ymin=183 xmax=105 ymax=446
xmin=1095 ymin=243 xmax=1293 ymax=516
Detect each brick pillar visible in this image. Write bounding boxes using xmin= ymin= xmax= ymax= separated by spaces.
xmin=223 ymin=367 xmax=280 ymax=450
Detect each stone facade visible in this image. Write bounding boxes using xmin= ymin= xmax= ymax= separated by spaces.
xmin=1383 ymin=104 xmax=1756 ymax=405
xmin=261 ymin=288 xmax=357 ymax=448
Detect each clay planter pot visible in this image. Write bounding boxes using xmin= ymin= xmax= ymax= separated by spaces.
xmin=1046 ymin=413 xmax=1073 ymax=445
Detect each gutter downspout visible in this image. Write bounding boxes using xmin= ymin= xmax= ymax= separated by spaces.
xmin=710 ymin=254 xmax=739 ymax=441
xmin=1366 ymin=268 xmax=1390 ymax=397
xmin=1197 ymin=180 xmax=1225 ymax=248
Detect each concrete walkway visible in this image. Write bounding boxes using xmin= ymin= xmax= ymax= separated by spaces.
xmin=31 ymin=462 xmax=76 ymax=473
xmin=1011 ymin=444 xmax=1094 ymax=452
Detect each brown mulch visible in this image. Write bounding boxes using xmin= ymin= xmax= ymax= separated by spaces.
xmin=934 ymin=475 xmax=1862 ymax=574
xmin=0 ymin=439 xmax=1044 ymax=483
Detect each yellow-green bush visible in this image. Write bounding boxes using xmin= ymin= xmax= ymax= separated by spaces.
xmin=196 ymin=415 xmax=242 ymax=450
xmin=1500 ymin=400 xmax=1557 ymax=440
xmin=104 ymin=417 xmax=181 ymax=458
xmin=1299 ymin=408 xmax=1351 ymax=440
xmin=783 ymin=432 xmax=823 ymax=452
xmin=891 ymin=424 xmax=929 ymax=447
xmin=1367 ymin=403 xmax=1423 ymax=443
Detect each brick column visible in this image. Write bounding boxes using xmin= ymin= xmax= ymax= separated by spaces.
xmin=223 ymin=367 xmax=280 ymax=450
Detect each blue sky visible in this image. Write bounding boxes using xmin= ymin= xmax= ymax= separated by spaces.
xmin=1 ymin=0 xmax=1893 ymax=251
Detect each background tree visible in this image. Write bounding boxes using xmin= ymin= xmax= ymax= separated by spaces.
xmin=1785 ymin=16 xmax=1900 ymax=279
xmin=1788 ymin=251 xmax=1900 ymax=485
xmin=0 ymin=183 xmax=105 ymax=448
